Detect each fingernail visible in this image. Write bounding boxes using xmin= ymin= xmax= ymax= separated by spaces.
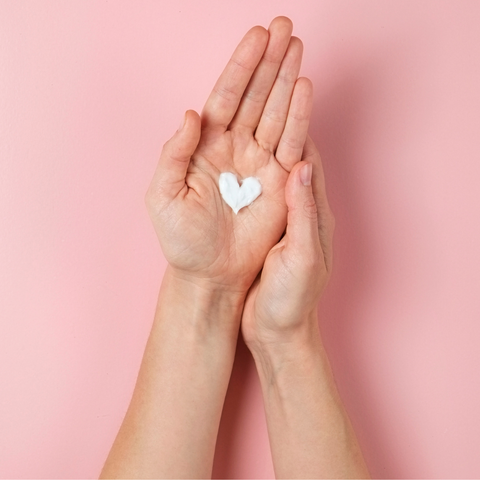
xmin=300 ymin=163 xmax=312 ymax=186
xmin=178 ymin=112 xmax=186 ymax=132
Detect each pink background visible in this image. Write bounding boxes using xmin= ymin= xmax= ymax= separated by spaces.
xmin=1 ymin=1 xmax=480 ymax=478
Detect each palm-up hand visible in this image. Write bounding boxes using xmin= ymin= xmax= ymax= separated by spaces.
xmin=146 ymin=17 xmax=312 ymax=295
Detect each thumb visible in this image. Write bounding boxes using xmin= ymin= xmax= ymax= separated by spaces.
xmin=154 ymin=109 xmax=201 ymax=199
xmin=284 ymin=161 xmax=320 ymax=256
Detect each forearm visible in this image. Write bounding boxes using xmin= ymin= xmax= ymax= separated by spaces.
xmin=100 ymin=266 xmax=244 ymax=479
xmin=249 ymin=313 xmax=370 ymax=479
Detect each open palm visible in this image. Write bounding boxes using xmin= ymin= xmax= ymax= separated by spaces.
xmin=146 ymin=17 xmax=313 ymax=295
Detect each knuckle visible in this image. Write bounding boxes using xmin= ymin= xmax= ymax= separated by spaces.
xmin=277 ymin=66 xmax=298 ymax=84
xmin=279 ymin=134 xmax=303 ymax=151
xmin=256 ymin=138 xmax=275 ymax=153
xmin=261 ymin=48 xmax=281 ymax=65
xmin=263 ymin=108 xmax=286 ymax=124
xmin=318 ymin=208 xmax=335 ymax=236
xmin=213 ymin=83 xmax=238 ymax=102
xmin=303 ymin=196 xmax=318 ymax=219
xmin=243 ymin=87 xmax=265 ymax=104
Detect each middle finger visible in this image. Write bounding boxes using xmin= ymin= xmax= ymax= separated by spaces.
xmin=228 ymin=16 xmax=293 ymax=133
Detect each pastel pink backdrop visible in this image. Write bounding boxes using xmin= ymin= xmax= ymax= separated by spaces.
xmin=1 ymin=1 xmax=480 ymax=478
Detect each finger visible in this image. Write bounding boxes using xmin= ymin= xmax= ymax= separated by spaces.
xmin=229 ymin=16 xmax=293 ymax=132
xmin=149 ymin=110 xmax=201 ymax=201
xmin=274 ymin=77 xmax=313 ymax=171
xmin=201 ymin=26 xmax=268 ymax=133
xmin=254 ymin=36 xmax=303 ymax=151
xmin=284 ymin=161 xmax=320 ymax=257
xmin=302 ymin=135 xmax=335 ymax=273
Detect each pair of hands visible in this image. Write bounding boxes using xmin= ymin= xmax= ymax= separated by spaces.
xmin=145 ymin=16 xmax=335 ymax=348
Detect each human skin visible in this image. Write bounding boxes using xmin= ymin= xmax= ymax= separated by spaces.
xmin=241 ymin=136 xmax=370 ymax=478
xmin=99 ymin=16 xmax=369 ymax=479
xmin=100 ymin=16 xmax=314 ymax=478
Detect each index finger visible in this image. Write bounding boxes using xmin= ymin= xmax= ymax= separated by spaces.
xmin=201 ymin=26 xmax=268 ymax=133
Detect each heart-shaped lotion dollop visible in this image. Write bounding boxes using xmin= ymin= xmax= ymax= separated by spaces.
xmin=219 ymin=172 xmax=262 ymax=214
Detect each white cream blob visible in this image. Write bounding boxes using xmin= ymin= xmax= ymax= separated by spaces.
xmin=218 ymin=172 xmax=262 ymax=214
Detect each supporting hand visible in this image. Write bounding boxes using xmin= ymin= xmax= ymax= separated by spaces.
xmin=241 ymin=134 xmax=335 ymax=348
xmin=240 ymin=137 xmax=370 ymax=478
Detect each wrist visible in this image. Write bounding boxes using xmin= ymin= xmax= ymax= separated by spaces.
xmin=252 ymin=340 xmax=338 ymax=407
xmin=245 ymin=308 xmax=320 ymax=356
xmin=155 ymin=265 xmax=246 ymax=339
xmin=246 ymin=312 xmax=332 ymax=388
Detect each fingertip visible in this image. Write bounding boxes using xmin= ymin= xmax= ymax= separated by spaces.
xmin=184 ymin=109 xmax=201 ymax=126
xmin=270 ymin=16 xmax=293 ymax=29
xmin=284 ymin=160 xmax=319 ymax=257
xmin=289 ymin=35 xmax=303 ymax=53
xmin=299 ymin=162 xmax=312 ymax=186
xmin=269 ymin=16 xmax=293 ymax=35
xmin=291 ymin=160 xmax=313 ymax=190
xmin=178 ymin=109 xmax=201 ymax=139
xmin=177 ymin=111 xmax=187 ymax=132
xmin=295 ymin=76 xmax=314 ymax=98
xmin=247 ymin=25 xmax=269 ymax=44
xmin=167 ymin=110 xmax=201 ymax=167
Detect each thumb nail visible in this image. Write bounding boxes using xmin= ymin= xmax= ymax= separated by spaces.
xmin=178 ymin=112 xmax=186 ymax=132
xmin=300 ymin=163 xmax=312 ymax=186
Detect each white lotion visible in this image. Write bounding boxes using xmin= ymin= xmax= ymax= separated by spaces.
xmin=219 ymin=172 xmax=262 ymax=214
